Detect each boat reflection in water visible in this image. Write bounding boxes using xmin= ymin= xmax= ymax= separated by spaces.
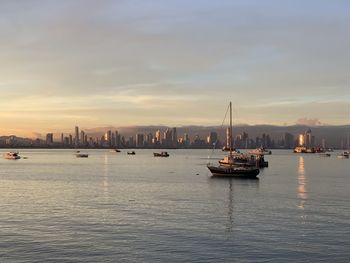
xmin=297 ymin=156 xmax=307 ymax=209
xmin=209 ymin=177 xmax=259 ymax=235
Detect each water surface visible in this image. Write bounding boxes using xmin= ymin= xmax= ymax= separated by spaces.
xmin=0 ymin=149 xmax=349 ymax=262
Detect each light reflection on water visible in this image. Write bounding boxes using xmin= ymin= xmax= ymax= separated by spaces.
xmin=298 ymin=156 xmax=307 ymax=209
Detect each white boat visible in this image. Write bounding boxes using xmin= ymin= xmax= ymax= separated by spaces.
xmin=3 ymin=152 xmax=21 ymax=160
xmin=337 ymin=152 xmax=349 ymax=159
xmin=248 ymin=147 xmax=272 ymax=155
xmin=110 ymin=149 xmax=121 ymax=153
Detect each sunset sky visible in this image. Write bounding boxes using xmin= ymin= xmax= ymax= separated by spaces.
xmin=0 ymin=0 xmax=349 ymax=136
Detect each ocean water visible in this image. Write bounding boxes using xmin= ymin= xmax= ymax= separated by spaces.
xmin=0 ymin=149 xmax=349 ymax=262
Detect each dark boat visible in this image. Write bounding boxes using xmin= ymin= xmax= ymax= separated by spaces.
xmin=75 ymin=153 xmax=89 ymax=158
xmin=110 ymin=149 xmax=121 ymax=153
xmin=127 ymin=151 xmax=136 ymax=155
xmin=207 ymin=102 xmax=260 ymax=178
xmin=154 ymin=152 xmax=169 ymax=157
xmin=207 ymin=165 xmax=260 ymax=178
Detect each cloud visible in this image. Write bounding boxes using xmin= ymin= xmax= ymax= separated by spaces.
xmin=296 ymin=118 xmax=323 ymax=126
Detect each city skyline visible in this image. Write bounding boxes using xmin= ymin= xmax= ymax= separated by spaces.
xmin=1 ymin=0 xmax=350 ymax=136
xmin=2 ymin=124 xmax=350 ymax=149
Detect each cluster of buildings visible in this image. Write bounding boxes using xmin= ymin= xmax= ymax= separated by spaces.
xmin=50 ymin=127 xmax=183 ymax=149
xmin=0 ymin=126 xmax=329 ymax=150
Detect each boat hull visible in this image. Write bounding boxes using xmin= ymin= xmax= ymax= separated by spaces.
xmin=153 ymin=153 xmax=169 ymax=157
xmin=207 ymin=165 xmax=260 ymax=178
xmin=76 ymin=154 xmax=89 ymax=158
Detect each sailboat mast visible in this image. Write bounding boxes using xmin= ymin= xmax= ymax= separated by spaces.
xmin=230 ymin=101 xmax=233 ymax=157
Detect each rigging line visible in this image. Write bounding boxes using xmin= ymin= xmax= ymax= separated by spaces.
xmin=207 ymin=103 xmax=230 ymax=165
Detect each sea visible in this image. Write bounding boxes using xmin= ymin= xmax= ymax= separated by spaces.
xmin=0 ymin=149 xmax=349 ymax=262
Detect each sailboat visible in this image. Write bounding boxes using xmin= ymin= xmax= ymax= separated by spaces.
xmin=207 ymin=102 xmax=260 ymax=178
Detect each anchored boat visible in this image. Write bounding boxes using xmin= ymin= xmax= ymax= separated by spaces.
xmin=154 ymin=152 xmax=169 ymax=157
xmin=207 ymin=102 xmax=260 ymax=178
xmin=3 ymin=152 xmax=21 ymax=160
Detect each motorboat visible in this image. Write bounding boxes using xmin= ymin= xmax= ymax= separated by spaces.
xmin=110 ymin=149 xmax=121 ymax=153
xmin=75 ymin=153 xmax=89 ymax=158
xmin=248 ymin=147 xmax=272 ymax=155
xmin=154 ymin=152 xmax=169 ymax=157
xmin=319 ymin=153 xmax=331 ymax=157
xmin=3 ymin=152 xmax=21 ymax=160
xmin=127 ymin=151 xmax=136 ymax=155
xmin=293 ymin=146 xmax=315 ymax=153
xmin=337 ymin=152 xmax=349 ymax=159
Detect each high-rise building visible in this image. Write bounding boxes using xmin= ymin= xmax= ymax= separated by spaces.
xmin=136 ymin=133 xmax=144 ymax=148
xmin=46 ymin=133 xmax=54 ymax=145
xmin=75 ymin=126 xmax=79 ymax=146
xmin=115 ymin=130 xmax=121 ymax=148
xmin=207 ymin=131 xmax=218 ymax=145
xmin=298 ymin=134 xmax=305 ymax=146
xmin=105 ymin=130 xmax=112 ymax=147
xmin=80 ymin=130 xmax=85 ymax=146
xmin=284 ymin=132 xmax=295 ymax=149
xmin=146 ymin=133 xmax=153 ymax=146
xmin=69 ymin=134 xmax=73 ymax=146
xmin=172 ymin=127 xmax=177 ymax=147
xmin=61 ymin=133 xmax=64 ymax=145
xmin=183 ymin=133 xmax=190 ymax=146
xmin=163 ymin=128 xmax=172 ymax=146
xmin=305 ymin=129 xmax=312 ymax=148
xmin=155 ymin=130 xmax=161 ymax=143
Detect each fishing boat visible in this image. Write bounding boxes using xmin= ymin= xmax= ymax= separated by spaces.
xmin=154 ymin=152 xmax=169 ymax=157
xmin=3 ymin=152 xmax=21 ymax=160
xmin=207 ymin=102 xmax=260 ymax=178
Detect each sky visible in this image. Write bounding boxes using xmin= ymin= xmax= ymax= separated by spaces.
xmin=0 ymin=0 xmax=349 ymax=136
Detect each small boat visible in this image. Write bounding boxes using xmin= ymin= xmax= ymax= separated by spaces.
xmin=127 ymin=151 xmax=136 ymax=155
xmin=154 ymin=152 xmax=169 ymax=157
xmin=3 ymin=152 xmax=21 ymax=160
xmin=319 ymin=153 xmax=331 ymax=157
xmin=110 ymin=149 xmax=121 ymax=153
xmin=207 ymin=102 xmax=260 ymax=178
xmin=75 ymin=153 xmax=89 ymax=158
xmin=293 ymin=146 xmax=315 ymax=153
xmin=207 ymin=165 xmax=260 ymax=178
xmin=248 ymin=147 xmax=272 ymax=155
xmin=337 ymin=152 xmax=349 ymax=159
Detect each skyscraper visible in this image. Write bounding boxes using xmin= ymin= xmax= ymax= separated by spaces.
xmin=298 ymin=134 xmax=305 ymax=146
xmin=75 ymin=126 xmax=79 ymax=146
xmin=105 ymin=130 xmax=112 ymax=147
xmin=136 ymin=133 xmax=144 ymax=148
xmin=284 ymin=132 xmax=294 ymax=149
xmin=207 ymin=131 xmax=218 ymax=145
xmin=172 ymin=127 xmax=177 ymax=147
xmin=46 ymin=133 xmax=53 ymax=145
xmin=155 ymin=130 xmax=161 ymax=143
xmin=80 ymin=130 xmax=85 ymax=146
